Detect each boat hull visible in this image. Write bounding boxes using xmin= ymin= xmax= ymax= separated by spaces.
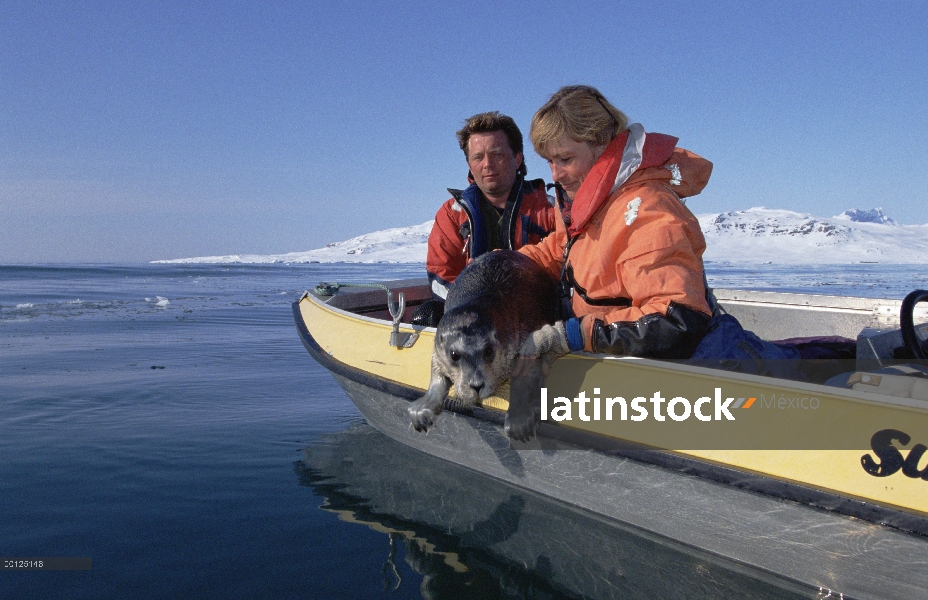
xmin=328 ymin=371 xmax=928 ymax=600
xmin=299 ymin=423 xmax=814 ymax=599
xmin=293 ymin=282 xmax=928 ymax=598
xmin=294 ymin=284 xmax=928 ymax=522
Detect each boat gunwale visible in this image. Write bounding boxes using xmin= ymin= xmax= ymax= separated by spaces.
xmin=293 ymin=298 xmax=928 ymax=538
xmin=301 ymin=286 xmax=436 ymax=332
xmin=301 ymin=286 xmax=928 ymax=411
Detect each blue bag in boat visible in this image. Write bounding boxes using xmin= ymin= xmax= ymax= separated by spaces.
xmin=690 ymin=314 xmax=803 ymax=380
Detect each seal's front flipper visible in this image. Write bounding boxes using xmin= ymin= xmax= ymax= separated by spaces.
xmin=505 ymin=360 xmax=545 ymax=442
xmin=408 ymin=361 xmax=449 ymax=432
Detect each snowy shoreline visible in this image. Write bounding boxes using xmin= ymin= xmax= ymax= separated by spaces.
xmin=153 ymin=207 xmax=928 ymax=265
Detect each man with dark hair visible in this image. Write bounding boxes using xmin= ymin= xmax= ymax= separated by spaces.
xmin=426 ymin=112 xmax=556 ymax=300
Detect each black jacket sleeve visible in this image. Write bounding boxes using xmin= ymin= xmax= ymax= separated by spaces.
xmin=590 ymin=301 xmax=711 ymax=359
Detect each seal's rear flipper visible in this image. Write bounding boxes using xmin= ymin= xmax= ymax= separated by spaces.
xmin=505 ymin=361 xmax=545 ymax=442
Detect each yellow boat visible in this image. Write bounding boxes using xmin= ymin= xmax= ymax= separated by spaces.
xmin=294 ymin=279 xmax=928 ymax=599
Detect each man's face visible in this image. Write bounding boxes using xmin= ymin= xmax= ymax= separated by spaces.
xmin=466 ymin=131 xmax=522 ymax=202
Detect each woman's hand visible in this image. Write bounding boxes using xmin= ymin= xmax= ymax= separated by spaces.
xmin=512 ymin=321 xmax=570 ymax=377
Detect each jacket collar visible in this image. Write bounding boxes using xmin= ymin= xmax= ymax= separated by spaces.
xmin=448 ymin=176 xmax=527 ymax=257
xmin=565 ymin=124 xmax=678 ymax=236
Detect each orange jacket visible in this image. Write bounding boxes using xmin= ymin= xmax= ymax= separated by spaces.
xmin=427 ymin=177 xmax=556 ymax=299
xmin=519 ymin=124 xmax=712 ymax=357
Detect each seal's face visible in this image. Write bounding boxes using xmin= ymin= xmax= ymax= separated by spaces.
xmin=434 ymin=308 xmax=510 ymax=405
xmin=409 ymin=250 xmax=560 ymax=438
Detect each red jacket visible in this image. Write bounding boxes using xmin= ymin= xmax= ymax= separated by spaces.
xmin=427 ymin=177 xmax=556 ymax=298
xmin=520 ymin=124 xmax=713 ymax=358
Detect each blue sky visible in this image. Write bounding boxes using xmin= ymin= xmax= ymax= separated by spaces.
xmin=2 ymin=1 xmax=926 ymax=263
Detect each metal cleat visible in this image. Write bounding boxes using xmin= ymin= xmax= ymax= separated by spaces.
xmin=388 ymin=290 xmax=418 ymax=348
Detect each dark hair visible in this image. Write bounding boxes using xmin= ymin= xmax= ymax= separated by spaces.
xmin=456 ymin=111 xmax=524 ymax=160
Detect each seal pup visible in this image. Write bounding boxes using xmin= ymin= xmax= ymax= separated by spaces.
xmin=408 ymin=250 xmax=558 ymax=441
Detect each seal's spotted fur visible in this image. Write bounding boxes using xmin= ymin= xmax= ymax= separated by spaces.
xmin=408 ymin=250 xmax=558 ymax=440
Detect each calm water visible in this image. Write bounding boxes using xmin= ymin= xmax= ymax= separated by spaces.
xmin=0 ymin=263 xmax=924 ymax=599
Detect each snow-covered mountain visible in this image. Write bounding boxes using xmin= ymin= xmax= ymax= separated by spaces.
xmin=154 ymin=221 xmax=433 ymax=264
xmin=701 ymin=207 xmax=927 ymax=264
xmin=153 ymin=207 xmax=928 ymax=264
xmin=834 ymin=207 xmax=895 ymax=225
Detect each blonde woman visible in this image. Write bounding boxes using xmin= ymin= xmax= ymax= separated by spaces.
xmin=516 ymin=85 xmax=713 ymax=370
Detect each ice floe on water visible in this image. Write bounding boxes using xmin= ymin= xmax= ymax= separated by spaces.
xmin=144 ymin=296 xmax=170 ymax=307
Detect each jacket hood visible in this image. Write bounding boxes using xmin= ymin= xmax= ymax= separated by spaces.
xmin=564 ymin=123 xmax=711 ymax=236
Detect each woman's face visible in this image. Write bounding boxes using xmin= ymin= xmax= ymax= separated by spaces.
xmin=543 ymin=136 xmax=607 ymax=200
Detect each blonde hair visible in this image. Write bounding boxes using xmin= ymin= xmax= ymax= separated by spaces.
xmin=530 ymin=85 xmax=629 ymax=158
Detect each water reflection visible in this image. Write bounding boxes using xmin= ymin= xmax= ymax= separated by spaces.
xmin=296 ymin=424 xmax=815 ymax=599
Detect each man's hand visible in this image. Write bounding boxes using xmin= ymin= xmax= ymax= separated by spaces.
xmin=512 ymin=321 xmax=570 ymax=377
